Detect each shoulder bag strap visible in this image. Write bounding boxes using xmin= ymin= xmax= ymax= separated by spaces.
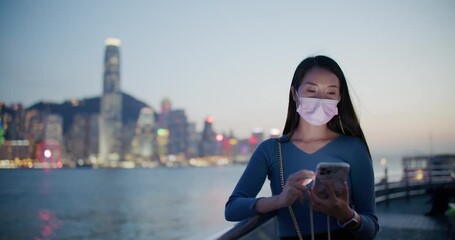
xmin=277 ymin=139 xmax=303 ymax=240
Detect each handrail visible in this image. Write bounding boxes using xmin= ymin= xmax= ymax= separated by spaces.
xmin=217 ymin=212 xmax=277 ymax=240
xmin=217 ymin=167 xmax=454 ymax=240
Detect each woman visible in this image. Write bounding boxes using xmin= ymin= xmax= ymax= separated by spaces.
xmin=225 ymin=55 xmax=379 ymax=239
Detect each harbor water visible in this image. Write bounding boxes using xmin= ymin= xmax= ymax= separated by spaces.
xmin=0 ymin=157 xmax=402 ymax=240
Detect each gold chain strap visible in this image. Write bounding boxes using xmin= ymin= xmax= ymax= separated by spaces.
xmin=277 ymin=140 xmax=304 ymax=240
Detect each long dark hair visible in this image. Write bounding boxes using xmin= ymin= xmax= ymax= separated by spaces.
xmin=282 ymin=55 xmax=370 ymax=156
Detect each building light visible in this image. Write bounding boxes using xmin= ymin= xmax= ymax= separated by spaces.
xmin=270 ymin=128 xmax=281 ymax=137
xmin=157 ymin=128 xmax=169 ymax=136
xmin=229 ymin=138 xmax=238 ymax=145
xmin=249 ymin=136 xmax=258 ymax=145
xmin=70 ymin=98 xmax=79 ymax=107
xmin=206 ymin=117 xmax=214 ymax=123
xmin=216 ymin=134 xmax=224 ymax=142
xmin=415 ymin=169 xmax=424 ymax=180
xmin=253 ymin=127 xmax=263 ymax=133
xmin=44 ymin=149 xmax=52 ymax=158
xmin=105 ymin=38 xmax=121 ymax=46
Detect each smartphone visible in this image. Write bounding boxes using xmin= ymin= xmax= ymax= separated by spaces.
xmin=313 ymin=162 xmax=350 ymax=199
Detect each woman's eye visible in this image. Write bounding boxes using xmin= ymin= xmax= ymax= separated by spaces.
xmin=306 ymin=89 xmax=316 ymax=93
xmin=328 ymin=92 xmax=336 ymax=95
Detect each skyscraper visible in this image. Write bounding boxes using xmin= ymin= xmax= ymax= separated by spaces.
xmin=168 ymin=109 xmax=188 ymax=155
xmin=66 ymin=114 xmax=99 ymax=166
xmin=37 ymin=114 xmax=63 ymax=167
xmin=158 ymin=97 xmax=172 ymax=129
xmin=186 ymin=122 xmax=200 ymax=158
xmin=199 ymin=117 xmax=217 ymax=157
xmin=98 ymin=38 xmax=123 ymax=167
xmin=129 ymin=107 xmax=156 ymax=164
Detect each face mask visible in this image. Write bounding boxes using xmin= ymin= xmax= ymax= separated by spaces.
xmin=296 ymin=94 xmax=339 ymax=126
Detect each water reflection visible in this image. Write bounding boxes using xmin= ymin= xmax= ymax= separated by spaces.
xmin=35 ymin=209 xmax=63 ymax=240
xmin=0 ymin=167 xmax=251 ymax=239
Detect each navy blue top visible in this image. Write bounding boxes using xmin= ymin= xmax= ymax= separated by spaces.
xmin=225 ymin=135 xmax=379 ymax=239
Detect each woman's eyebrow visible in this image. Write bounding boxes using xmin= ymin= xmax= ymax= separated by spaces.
xmin=303 ymin=81 xmax=317 ymax=86
xmin=304 ymin=82 xmax=339 ymax=88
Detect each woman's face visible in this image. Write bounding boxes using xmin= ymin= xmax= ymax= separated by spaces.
xmin=297 ymin=67 xmax=340 ymax=100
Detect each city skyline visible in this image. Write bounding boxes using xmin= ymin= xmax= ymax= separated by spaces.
xmin=1 ymin=1 xmax=455 ymax=157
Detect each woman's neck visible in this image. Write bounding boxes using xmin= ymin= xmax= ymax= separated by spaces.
xmin=292 ymin=120 xmax=337 ymax=142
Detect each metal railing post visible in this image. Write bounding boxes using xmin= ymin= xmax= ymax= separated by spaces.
xmin=385 ymin=166 xmax=389 ymax=207
xmin=405 ymin=168 xmax=410 ymax=201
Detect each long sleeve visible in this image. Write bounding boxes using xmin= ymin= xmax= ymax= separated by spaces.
xmin=348 ymin=139 xmax=380 ymax=239
xmin=224 ymin=140 xmax=272 ymax=221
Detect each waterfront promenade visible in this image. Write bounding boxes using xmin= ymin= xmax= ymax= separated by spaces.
xmin=375 ymin=194 xmax=450 ymax=240
xmin=218 ymin=183 xmax=454 ymax=240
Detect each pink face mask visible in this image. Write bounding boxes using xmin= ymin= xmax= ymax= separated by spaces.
xmin=296 ymin=94 xmax=339 ymax=126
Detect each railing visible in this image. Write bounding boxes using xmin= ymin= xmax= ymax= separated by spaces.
xmin=218 ymin=212 xmax=278 ymax=240
xmin=375 ymin=167 xmax=454 ymax=204
xmin=217 ymin=167 xmax=455 ymax=240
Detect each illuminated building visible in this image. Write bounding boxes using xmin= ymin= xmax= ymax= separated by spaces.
xmin=158 ymin=97 xmax=172 ymax=128
xmin=199 ymin=117 xmax=217 ymax=157
xmin=1 ymin=103 xmax=25 ymax=141
xmin=269 ymin=128 xmax=281 ymax=138
xmin=0 ymin=103 xmax=34 ymax=163
xmin=186 ymin=122 xmax=200 ymax=158
xmin=168 ymin=109 xmax=188 ymax=156
xmin=36 ymin=114 xmax=64 ymax=167
xmin=129 ymin=107 xmax=156 ymax=164
xmin=0 ymin=118 xmax=3 ymax=146
xmin=219 ymin=131 xmax=238 ymax=161
xmin=66 ymin=114 xmax=87 ymax=163
xmin=23 ymin=109 xmax=45 ymax=160
xmin=0 ymin=140 xmax=30 ymax=158
xmin=87 ymin=114 xmax=100 ymax=162
xmin=99 ymin=38 xmax=123 ymax=167
xmin=234 ymin=139 xmax=251 ymax=163
xmin=156 ymin=128 xmax=169 ymax=164
xmin=0 ymin=101 xmax=3 ymax=146
xmin=248 ymin=128 xmax=264 ymax=154
xmin=66 ymin=114 xmax=99 ymax=166
xmin=156 ymin=98 xmax=190 ymax=163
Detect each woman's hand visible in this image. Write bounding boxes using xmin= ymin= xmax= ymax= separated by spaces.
xmin=308 ymin=181 xmax=354 ymax=222
xmin=277 ymin=169 xmax=315 ymax=208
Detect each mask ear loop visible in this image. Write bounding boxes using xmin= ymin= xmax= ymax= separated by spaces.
xmin=338 ymin=115 xmax=346 ymax=134
xmin=292 ymin=87 xmax=300 ymax=103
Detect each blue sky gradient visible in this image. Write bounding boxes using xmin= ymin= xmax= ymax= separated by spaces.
xmin=1 ymin=0 xmax=454 ymax=158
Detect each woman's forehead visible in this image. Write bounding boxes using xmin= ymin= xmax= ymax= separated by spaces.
xmin=302 ymin=67 xmax=339 ymax=84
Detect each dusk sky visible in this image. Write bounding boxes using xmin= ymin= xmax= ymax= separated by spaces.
xmin=1 ymin=0 xmax=454 ymax=158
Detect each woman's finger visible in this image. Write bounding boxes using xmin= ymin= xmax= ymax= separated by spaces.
xmin=292 ymin=182 xmax=307 ymax=192
xmin=308 ymin=189 xmax=322 ymax=211
xmin=308 ymin=188 xmax=321 ymax=205
xmin=342 ymin=181 xmax=348 ymax=195
xmin=339 ymin=181 xmax=349 ymax=200
xmin=288 ymin=170 xmax=315 ymax=183
xmin=325 ymin=182 xmax=337 ymax=198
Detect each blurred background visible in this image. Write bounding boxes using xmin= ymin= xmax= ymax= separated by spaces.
xmin=0 ymin=0 xmax=454 ymax=239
